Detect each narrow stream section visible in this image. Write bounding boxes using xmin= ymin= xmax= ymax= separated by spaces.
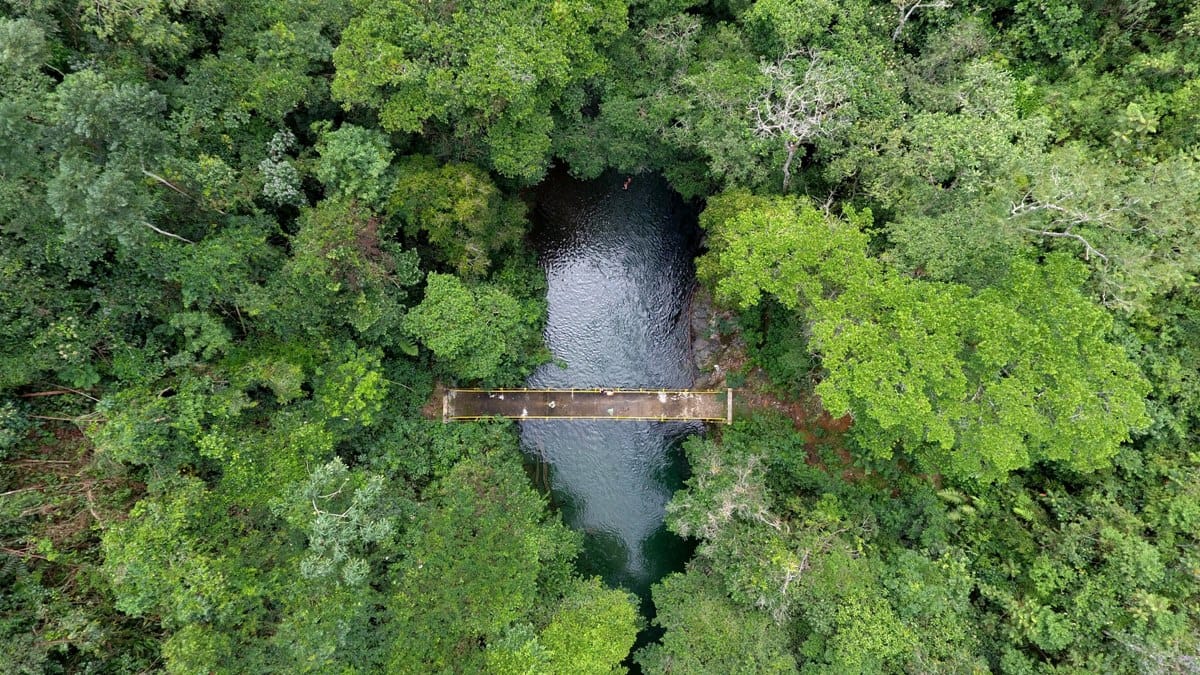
xmin=521 ymin=169 xmax=701 ymax=604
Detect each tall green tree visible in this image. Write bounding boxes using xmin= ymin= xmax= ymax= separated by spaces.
xmin=332 ymin=0 xmax=628 ymax=181
xmin=636 ymin=568 xmax=798 ymax=674
xmin=405 ymin=272 xmax=546 ymax=383
xmin=388 ymin=454 xmax=608 ymax=672
xmin=698 ymin=191 xmax=1150 ymax=482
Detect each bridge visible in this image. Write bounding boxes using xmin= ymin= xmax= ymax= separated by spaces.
xmin=443 ymin=388 xmax=734 ymax=423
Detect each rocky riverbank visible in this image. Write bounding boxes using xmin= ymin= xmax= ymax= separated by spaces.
xmin=688 ymin=285 xmax=747 ymax=391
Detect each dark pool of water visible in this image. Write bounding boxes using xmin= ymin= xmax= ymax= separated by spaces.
xmin=521 ymin=169 xmax=702 ymax=608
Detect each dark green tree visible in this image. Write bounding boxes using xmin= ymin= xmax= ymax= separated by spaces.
xmin=405 ymin=272 xmax=546 ymax=383
xmin=387 ymin=156 xmax=527 ymax=280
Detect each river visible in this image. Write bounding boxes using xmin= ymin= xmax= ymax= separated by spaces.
xmin=520 ymin=168 xmax=702 ymax=608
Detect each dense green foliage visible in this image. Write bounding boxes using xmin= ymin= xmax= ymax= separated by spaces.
xmin=1 ymin=0 xmax=1197 ymax=672
xmin=332 ymin=0 xmax=627 ymax=181
xmin=698 ymin=192 xmax=1151 ymax=483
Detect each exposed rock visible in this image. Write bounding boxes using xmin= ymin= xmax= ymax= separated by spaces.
xmin=687 ymin=285 xmax=745 ymax=390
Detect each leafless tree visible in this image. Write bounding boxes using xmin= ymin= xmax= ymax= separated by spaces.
xmin=642 ymin=14 xmax=701 ymax=60
xmin=892 ymin=0 xmax=953 ymax=41
xmin=1011 ymin=197 xmax=1110 ymax=262
xmin=1110 ymin=631 xmax=1200 ymax=675
xmin=749 ymin=49 xmax=852 ymax=193
xmin=1009 ymin=169 xmax=1141 ymax=264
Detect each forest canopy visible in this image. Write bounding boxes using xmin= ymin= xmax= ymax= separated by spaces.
xmin=1 ymin=0 xmax=1198 ymax=673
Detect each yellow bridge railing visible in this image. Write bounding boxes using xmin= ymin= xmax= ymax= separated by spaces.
xmin=442 ymin=388 xmax=734 ymax=424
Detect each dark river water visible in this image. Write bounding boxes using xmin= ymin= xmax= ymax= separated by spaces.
xmin=521 ymin=169 xmax=701 ymax=605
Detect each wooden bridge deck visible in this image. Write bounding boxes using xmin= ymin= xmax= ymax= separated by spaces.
xmin=443 ymin=388 xmax=733 ymax=423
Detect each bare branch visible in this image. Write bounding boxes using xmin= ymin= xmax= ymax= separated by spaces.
xmin=139 ymin=220 xmax=193 ymax=244
xmin=642 ymin=15 xmax=701 ymax=59
xmin=1019 ymin=227 xmax=1109 ymax=262
xmin=749 ymin=49 xmax=853 ymax=191
xmin=820 ymin=189 xmax=837 ymax=216
xmin=316 ymin=480 xmax=350 ymax=502
xmin=1010 ymin=195 xmax=1123 ymax=228
xmin=893 ymin=0 xmax=952 ymax=41
xmin=141 ymin=164 xmax=228 ymax=215
xmin=1009 ymin=191 xmax=1115 ymax=262
xmin=140 ymin=167 xmax=192 ymax=199
xmin=54 ymin=385 xmax=100 ymax=402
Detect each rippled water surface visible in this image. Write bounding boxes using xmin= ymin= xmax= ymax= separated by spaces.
xmin=521 ymin=169 xmax=702 ymax=600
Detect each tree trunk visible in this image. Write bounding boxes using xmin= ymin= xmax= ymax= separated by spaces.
xmin=782 ymin=142 xmax=798 ymax=193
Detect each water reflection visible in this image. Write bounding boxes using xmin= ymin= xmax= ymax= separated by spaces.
xmin=520 ymin=169 xmax=701 ymax=600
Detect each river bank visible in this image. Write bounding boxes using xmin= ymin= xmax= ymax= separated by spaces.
xmin=686 ymin=285 xmax=856 ymax=469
